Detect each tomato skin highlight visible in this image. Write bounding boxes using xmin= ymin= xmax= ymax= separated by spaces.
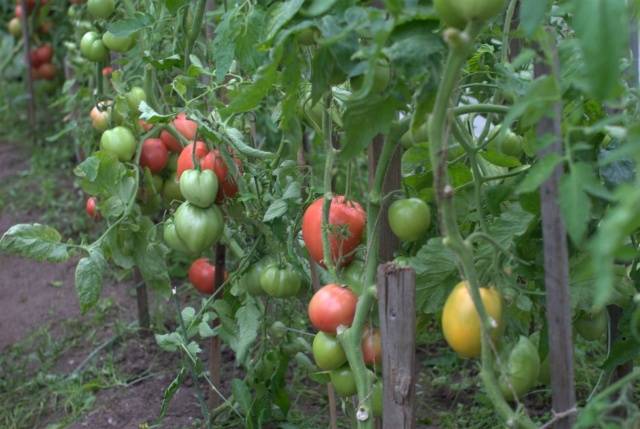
xmin=140 ymin=138 xmax=169 ymax=173
xmin=188 ymin=258 xmax=227 ymax=294
xmin=388 ymin=198 xmax=431 ymax=242
xmin=308 ymin=284 xmax=358 ymax=334
xmin=86 ymin=197 xmax=99 ymax=220
xmin=312 ymin=331 xmax=347 ymax=370
xmin=302 ymin=196 xmax=366 ymax=267
xmin=441 ymin=281 xmax=503 ymax=358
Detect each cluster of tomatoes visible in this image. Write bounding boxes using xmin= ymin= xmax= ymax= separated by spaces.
xmin=30 ymin=43 xmax=56 ymax=80
xmin=79 ymin=0 xmax=135 ymax=63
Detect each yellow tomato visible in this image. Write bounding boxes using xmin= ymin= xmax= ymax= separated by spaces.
xmin=441 ymin=281 xmax=502 ymax=358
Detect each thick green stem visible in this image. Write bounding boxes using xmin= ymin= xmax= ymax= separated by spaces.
xmin=452 ymin=104 xmax=509 ymax=116
xmin=336 ymin=136 xmax=397 ymax=429
xmin=321 ymin=94 xmax=337 ymax=278
xmin=427 ymin=22 xmax=537 ymax=429
xmin=143 ymin=66 xmax=159 ymax=111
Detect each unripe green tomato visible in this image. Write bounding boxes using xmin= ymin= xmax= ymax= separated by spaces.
xmin=126 ymin=86 xmax=147 ymax=113
xmin=241 ymin=257 xmax=274 ymax=296
xmin=174 ymin=202 xmax=224 ymax=255
xmin=312 ymin=332 xmax=347 ymax=370
xmin=8 ymin=17 xmax=21 ymax=38
xmin=341 ymin=260 xmax=365 ymax=295
xmin=399 ymin=122 xmax=429 ymax=148
xmin=498 ymin=336 xmax=540 ymax=401
xmin=163 ymin=218 xmax=191 ymax=254
xmin=80 ymin=31 xmax=109 ymax=62
xmin=575 ymin=311 xmax=608 ymax=341
xmin=294 ymin=351 xmax=316 ymax=372
xmin=436 ymin=0 xmax=505 ymax=26
xmin=269 ymin=321 xmax=287 ymax=339
xmin=434 ymin=0 xmax=466 ymax=29
xmin=350 ymin=62 xmax=391 ymax=94
xmin=87 ymin=0 xmax=115 ymax=19
xmin=179 ymin=169 xmax=219 ymax=208
xmin=102 ymin=31 xmax=135 ymax=52
xmin=298 ymin=27 xmax=318 ymax=45
xmin=100 ymin=126 xmax=137 ymax=161
xmin=388 ymin=198 xmax=431 ymax=241
xmin=488 ymin=127 xmax=524 ymax=158
xmin=166 ymin=153 xmax=178 ymax=172
xmin=162 ymin=173 xmax=183 ymax=204
xmin=259 ymin=265 xmax=302 ymax=298
xmin=330 ymin=366 xmax=357 ymax=397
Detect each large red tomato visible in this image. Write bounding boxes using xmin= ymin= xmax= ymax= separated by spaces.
xmin=140 ymin=138 xmax=169 ymax=173
xmin=176 ymin=143 xmax=241 ymax=202
xmin=308 ymin=284 xmax=358 ymax=334
xmin=37 ymin=63 xmax=56 ymax=81
xmin=176 ymin=141 xmax=211 ymax=177
xmin=188 ymin=258 xmax=227 ymax=295
xmin=174 ymin=112 xmax=197 ymax=140
xmin=29 ymin=50 xmax=42 ymax=68
xmin=302 ymin=196 xmax=366 ymax=267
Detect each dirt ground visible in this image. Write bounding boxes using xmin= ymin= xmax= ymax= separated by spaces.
xmin=0 ymin=141 xmax=208 ymax=429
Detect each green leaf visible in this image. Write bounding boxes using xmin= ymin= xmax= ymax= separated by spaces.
xmin=572 ymin=0 xmax=629 ymax=100
xmin=341 ymin=95 xmax=399 ymax=160
xmin=155 ymin=332 xmax=185 ymax=352
xmin=0 ymin=224 xmax=70 ymax=262
xmin=234 ymin=299 xmax=261 ymax=363
xmin=133 ymin=219 xmax=171 ymax=297
xmin=106 ymin=13 xmax=151 ymax=37
xmin=265 ymin=0 xmax=305 ymax=42
xmin=221 ymin=48 xmax=282 ymax=115
xmin=160 ymin=368 xmax=186 ymax=418
xmin=301 ymin=0 xmax=338 ymax=17
xmin=481 ymin=150 xmax=522 ymax=168
xmin=74 ymin=152 xmax=127 ymax=197
xmin=164 ymin=0 xmax=187 ymax=13
xmin=488 ymin=204 xmax=535 ymax=247
xmin=559 ymin=163 xmax=593 ymax=245
xmin=231 ymin=378 xmax=252 ymax=414
xmin=519 ymin=0 xmax=550 ymax=37
xmin=75 ymin=248 xmax=106 ymax=313
xmin=263 ymin=199 xmax=288 ymax=222
xmin=516 ymin=154 xmax=563 ymax=194
xmin=213 ymin=9 xmax=238 ymax=82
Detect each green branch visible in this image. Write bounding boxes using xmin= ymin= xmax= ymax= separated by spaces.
xmin=426 ymin=23 xmax=537 ymax=429
xmin=321 ymin=93 xmax=337 ymax=278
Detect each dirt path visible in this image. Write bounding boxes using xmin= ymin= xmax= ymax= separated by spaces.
xmin=0 ymin=142 xmax=206 ymax=429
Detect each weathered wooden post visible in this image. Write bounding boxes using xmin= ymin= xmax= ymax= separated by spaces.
xmin=377 ymin=263 xmax=416 ymax=429
xmin=535 ymin=42 xmax=576 ymax=428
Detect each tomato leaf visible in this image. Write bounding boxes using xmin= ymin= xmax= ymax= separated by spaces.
xmin=234 ymin=299 xmax=261 ymax=364
xmin=159 ymin=368 xmax=186 ymax=418
xmin=213 ymin=9 xmax=239 ymax=82
xmin=231 ymin=378 xmax=252 ymax=414
xmin=0 ymin=223 xmax=70 ymax=262
xmin=519 ymin=0 xmax=550 ymax=37
xmin=263 ymin=199 xmax=288 ymax=222
xmin=265 ymin=0 xmax=305 ymax=42
xmin=341 ymin=94 xmax=398 ymax=160
xmin=133 ymin=218 xmax=171 ymax=298
xmin=572 ymin=0 xmax=628 ymax=100
xmin=559 ymin=163 xmax=593 ymax=245
xmin=75 ymin=248 xmax=106 ymax=313
xmin=164 ymin=0 xmax=187 ymax=13
xmin=515 ymin=153 xmax=563 ymax=194
xmin=106 ymin=13 xmax=152 ymax=37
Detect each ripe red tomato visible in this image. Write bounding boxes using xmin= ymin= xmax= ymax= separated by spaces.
xmin=188 ymin=258 xmax=227 ymax=294
xmin=140 ymin=138 xmax=169 ymax=173
xmin=36 ymin=44 xmax=53 ymax=64
xmin=37 ymin=63 xmax=56 ymax=80
xmin=176 ymin=143 xmax=241 ymax=202
xmin=174 ymin=113 xmax=197 ymax=140
xmin=102 ymin=66 xmax=113 ymax=76
xmin=362 ymin=327 xmax=382 ymax=366
xmin=302 ymin=196 xmax=366 ymax=267
xmin=308 ymin=284 xmax=358 ymax=334
xmin=29 ymin=50 xmax=42 ymax=68
xmin=86 ymin=197 xmax=99 ymax=220
xmin=138 ymin=119 xmax=153 ymax=132
xmin=176 ymin=141 xmax=210 ymax=177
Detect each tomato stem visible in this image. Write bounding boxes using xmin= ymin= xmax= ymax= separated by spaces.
xmin=321 ymin=93 xmax=337 ymax=277
xmin=427 ymin=21 xmax=537 ymax=429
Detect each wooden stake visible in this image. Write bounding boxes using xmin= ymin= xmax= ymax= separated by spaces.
xmin=208 ymin=243 xmax=226 ymax=409
xmin=377 ymin=263 xmax=416 ymax=429
xmin=535 ymin=45 xmax=576 ymax=429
